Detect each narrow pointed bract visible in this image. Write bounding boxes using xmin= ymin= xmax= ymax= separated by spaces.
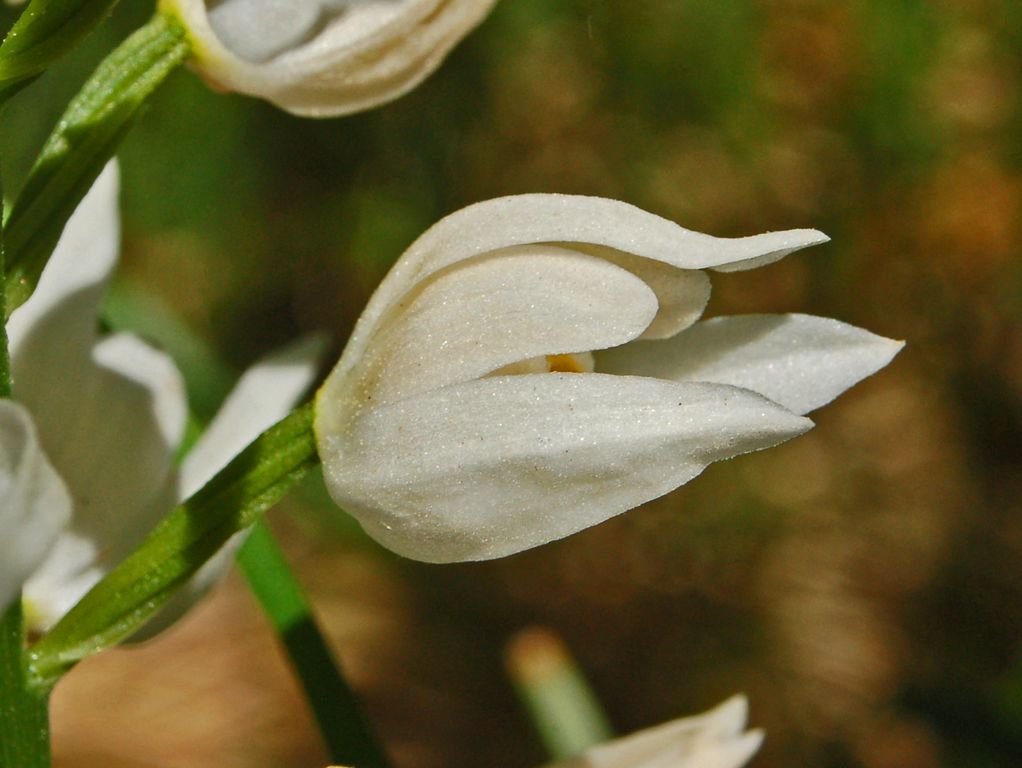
xmin=161 ymin=0 xmax=498 ymax=116
xmin=315 ymin=194 xmax=902 ymax=562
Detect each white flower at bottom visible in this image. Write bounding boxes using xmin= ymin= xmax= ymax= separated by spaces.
xmin=553 ymin=696 xmax=762 ymax=768
xmin=314 ymin=195 xmax=903 ymax=563
xmin=0 ymin=162 xmax=322 ymax=635
xmin=161 ymin=0 xmax=498 ymax=116
xmin=323 ymin=696 xmax=761 ymax=768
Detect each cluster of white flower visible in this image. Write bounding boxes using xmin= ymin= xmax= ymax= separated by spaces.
xmin=0 ymin=165 xmax=323 ymax=637
xmin=0 ymin=1 xmax=903 ymax=765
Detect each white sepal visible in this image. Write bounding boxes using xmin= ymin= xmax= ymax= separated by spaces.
xmin=336 ymin=194 xmax=826 ymax=377
xmin=319 ymin=374 xmax=811 ymax=562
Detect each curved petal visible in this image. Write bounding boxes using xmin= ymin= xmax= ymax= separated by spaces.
xmin=599 ymin=314 xmax=905 ymax=415
xmin=557 ymin=696 xmax=763 ymax=768
xmin=0 ymin=400 xmax=71 ymax=615
xmin=338 ymin=195 xmax=827 ymax=374
xmin=573 ymin=245 xmax=712 ymax=340
xmin=14 ymin=332 xmax=187 ymax=574
xmin=318 ymin=373 xmax=812 ymax=562
xmin=320 ymin=246 xmax=659 ymax=428
xmin=6 ymin=161 xmax=120 ymax=359
xmin=163 ymin=0 xmax=498 ymax=116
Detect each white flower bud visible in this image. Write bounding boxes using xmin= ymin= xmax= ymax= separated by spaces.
xmin=161 ymin=0 xmax=498 ymax=116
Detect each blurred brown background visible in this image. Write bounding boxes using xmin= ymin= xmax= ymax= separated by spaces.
xmin=4 ymin=0 xmax=1021 ymax=766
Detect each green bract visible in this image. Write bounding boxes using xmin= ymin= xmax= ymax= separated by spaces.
xmin=0 ymin=0 xmax=120 ymax=104
xmin=3 ymin=12 xmax=189 ymax=315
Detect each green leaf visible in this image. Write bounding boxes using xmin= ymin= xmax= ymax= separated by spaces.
xmin=238 ymin=522 xmax=392 ymax=768
xmin=0 ymin=0 xmax=120 ymax=105
xmin=3 ymin=11 xmax=189 ymax=315
xmin=27 ymin=403 xmax=319 ymax=688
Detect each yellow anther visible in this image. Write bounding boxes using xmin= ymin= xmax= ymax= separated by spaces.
xmin=546 ymin=354 xmax=587 ymax=373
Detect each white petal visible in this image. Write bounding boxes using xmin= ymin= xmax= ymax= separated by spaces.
xmin=321 ymin=246 xmax=658 ymax=423
xmin=179 ymin=332 xmax=326 ymax=498
xmin=339 ymin=195 xmax=826 ymax=374
xmin=13 ymin=332 xmax=187 ymax=575
xmin=6 ymin=161 xmax=120 ymax=357
xmin=317 ymin=374 xmax=811 ymax=562
xmin=599 ymin=314 xmax=905 ymax=415
xmin=0 ymin=400 xmax=71 ymax=615
xmin=555 ymin=696 xmax=763 ymax=768
xmin=165 ymin=0 xmax=498 ymax=116
xmin=574 ymin=245 xmax=712 ymax=340
xmin=207 ymin=0 xmax=323 ymax=63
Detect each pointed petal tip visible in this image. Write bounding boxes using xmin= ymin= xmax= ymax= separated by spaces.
xmin=709 ymin=227 xmax=829 ymax=273
xmin=796 ymin=227 xmax=830 ymax=246
xmin=712 ymin=694 xmax=750 ymax=731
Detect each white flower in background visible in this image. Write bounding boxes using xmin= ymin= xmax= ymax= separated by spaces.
xmin=325 ymin=696 xmax=761 ymax=768
xmin=160 ymin=0 xmax=498 ymax=116
xmin=553 ymin=696 xmax=762 ymax=768
xmin=315 ymin=195 xmax=903 ymax=562
xmin=0 ymin=163 xmax=322 ymax=635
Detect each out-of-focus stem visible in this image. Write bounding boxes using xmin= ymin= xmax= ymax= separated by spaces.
xmin=238 ymin=522 xmax=392 ymax=768
xmin=505 ymin=627 xmax=615 ymax=761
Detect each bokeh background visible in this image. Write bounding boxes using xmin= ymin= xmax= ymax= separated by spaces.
xmin=3 ymin=0 xmax=1021 ymax=766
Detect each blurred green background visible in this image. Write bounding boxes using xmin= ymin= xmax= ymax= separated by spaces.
xmin=4 ymin=0 xmax=1022 ymax=766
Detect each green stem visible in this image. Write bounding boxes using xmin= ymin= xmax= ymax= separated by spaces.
xmin=4 ymin=10 xmax=190 ymax=315
xmin=0 ymin=603 xmax=50 ymax=768
xmin=0 ymin=157 xmax=48 ymax=768
xmin=0 ymin=167 xmax=10 ymax=397
xmin=238 ymin=522 xmax=392 ymax=768
xmin=28 ymin=403 xmax=320 ymax=688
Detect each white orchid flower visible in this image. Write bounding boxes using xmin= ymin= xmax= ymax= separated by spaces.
xmin=554 ymin=696 xmax=762 ymax=768
xmin=315 ymin=195 xmax=903 ymax=563
xmin=160 ymin=0 xmax=498 ymax=117
xmin=0 ymin=163 xmax=323 ymax=635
